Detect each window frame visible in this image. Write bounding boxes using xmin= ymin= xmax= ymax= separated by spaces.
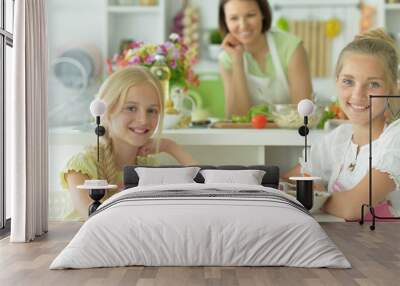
xmin=0 ymin=0 xmax=14 ymax=235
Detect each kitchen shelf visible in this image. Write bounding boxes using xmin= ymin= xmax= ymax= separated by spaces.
xmin=270 ymin=0 xmax=359 ymax=9
xmin=105 ymin=0 xmax=166 ymax=59
xmin=385 ymin=3 xmax=400 ymax=10
xmin=107 ymin=5 xmax=161 ymax=13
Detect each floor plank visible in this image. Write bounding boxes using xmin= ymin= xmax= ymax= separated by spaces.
xmin=0 ymin=222 xmax=399 ymax=286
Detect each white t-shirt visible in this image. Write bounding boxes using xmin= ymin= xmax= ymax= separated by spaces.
xmin=300 ymin=119 xmax=400 ymax=212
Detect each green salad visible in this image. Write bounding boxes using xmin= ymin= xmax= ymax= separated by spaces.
xmin=231 ymin=104 xmax=271 ymax=123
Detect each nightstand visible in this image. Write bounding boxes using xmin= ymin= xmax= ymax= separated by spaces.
xmin=289 ymin=176 xmax=321 ymax=210
xmin=77 ymin=181 xmax=117 ymax=215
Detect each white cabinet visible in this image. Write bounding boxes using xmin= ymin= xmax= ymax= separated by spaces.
xmin=47 ymin=0 xmax=168 ymax=76
xmin=377 ymin=0 xmax=400 ymax=44
xmin=106 ymin=0 xmax=167 ymax=59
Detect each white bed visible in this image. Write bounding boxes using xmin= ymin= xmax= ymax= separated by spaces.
xmin=50 ymin=183 xmax=351 ymax=269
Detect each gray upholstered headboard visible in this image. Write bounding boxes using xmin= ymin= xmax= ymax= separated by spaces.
xmin=123 ymin=165 xmax=280 ymax=189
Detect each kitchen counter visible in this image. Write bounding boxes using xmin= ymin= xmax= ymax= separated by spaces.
xmin=50 ymin=125 xmax=327 ymax=169
xmin=162 ymin=127 xmax=325 ymax=146
xmin=50 ymin=125 xmax=326 ymax=146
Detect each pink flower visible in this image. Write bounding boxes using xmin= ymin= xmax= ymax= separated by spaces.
xmin=190 ymin=57 xmax=197 ymax=66
xmin=169 ymin=59 xmax=177 ymax=69
xmin=172 ymin=48 xmax=179 ymax=60
xmin=129 ymin=40 xmax=143 ymax=49
xmin=181 ymin=44 xmax=189 ymax=53
xmin=157 ymin=45 xmax=168 ymax=55
xmin=144 ymin=54 xmax=156 ymax=65
xmin=128 ymin=56 xmax=142 ymax=65
xmin=117 ymin=59 xmax=128 ymax=67
xmin=107 ymin=33 xmax=199 ymax=87
xmin=163 ymin=42 xmax=173 ymax=49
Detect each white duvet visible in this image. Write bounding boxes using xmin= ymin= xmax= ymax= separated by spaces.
xmin=50 ymin=183 xmax=351 ymax=269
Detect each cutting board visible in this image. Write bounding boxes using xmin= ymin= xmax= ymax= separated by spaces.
xmin=211 ymin=121 xmax=278 ymax=129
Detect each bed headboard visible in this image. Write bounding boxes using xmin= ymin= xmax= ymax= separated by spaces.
xmin=123 ymin=165 xmax=280 ymax=189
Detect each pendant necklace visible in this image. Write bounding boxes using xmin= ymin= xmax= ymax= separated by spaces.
xmin=347 ymin=141 xmax=360 ymax=172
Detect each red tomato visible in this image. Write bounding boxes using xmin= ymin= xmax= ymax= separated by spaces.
xmin=251 ymin=115 xmax=267 ymax=129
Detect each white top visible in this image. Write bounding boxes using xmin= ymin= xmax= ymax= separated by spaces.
xmin=243 ymin=31 xmax=290 ymax=105
xmin=300 ymin=119 xmax=400 ymax=212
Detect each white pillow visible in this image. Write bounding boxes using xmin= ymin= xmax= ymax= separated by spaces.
xmin=135 ymin=167 xmax=200 ymax=186
xmin=200 ymin=169 xmax=266 ymax=185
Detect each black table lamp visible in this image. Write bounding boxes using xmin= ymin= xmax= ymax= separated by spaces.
xmin=297 ymin=99 xmax=314 ymax=162
xmin=290 ymin=99 xmax=319 ymax=210
xmin=78 ymin=99 xmax=116 ymax=216
xmin=360 ymin=95 xmax=400 ymax=230
xmin=90 ymin=99 xmax=107 ymax=163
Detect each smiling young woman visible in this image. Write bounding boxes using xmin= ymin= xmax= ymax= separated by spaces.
xmin=284 ymin=29 xmax=400 ymax=221
xmin=218 ymin=0 xmax=313 ymax=117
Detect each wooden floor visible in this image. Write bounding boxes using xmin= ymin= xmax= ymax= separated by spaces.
xmin=0 ymin=222 xmax=400 ymax=286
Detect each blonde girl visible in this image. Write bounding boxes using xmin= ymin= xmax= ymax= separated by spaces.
xmin=284 ymin=29 xmax=400 ymax=220
xmin=61 ymin=65 xmax=196 ymax=220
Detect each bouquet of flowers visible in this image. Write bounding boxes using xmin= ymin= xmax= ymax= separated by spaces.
xmin=107 ymin=33 xmax=200 ymax=88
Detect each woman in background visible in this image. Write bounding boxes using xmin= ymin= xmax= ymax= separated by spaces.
xmin=218 ymin=0 xmax=313 ymax=117
xmin=284 ymin=29 xmax=400 ymax=220
xmin=61 ymin=66 xmax=196 ymax=220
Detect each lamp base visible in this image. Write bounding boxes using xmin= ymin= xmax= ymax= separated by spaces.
xmin=296 ymin=180 xmax=313 ymax=210
xmin=289 ymin=177 xmax=320 ymax=210
xmin=88 ymin=189 xmax=106 ymax=215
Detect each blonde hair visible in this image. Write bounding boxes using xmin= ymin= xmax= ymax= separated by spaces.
xmin=335 ymin=28 xmax=400 ymax=122
xmin=90 ymin=65 xmax=164 ymax=182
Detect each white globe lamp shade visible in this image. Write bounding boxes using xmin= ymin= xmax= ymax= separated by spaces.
xmin=90 ymin=99 xmax=106 ymax=117
xmin=297 ymin=99 xmax=314 ymax=117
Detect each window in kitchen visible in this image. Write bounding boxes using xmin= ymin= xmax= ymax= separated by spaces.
xmin=0 ymin=0 xmax=14 ymax=236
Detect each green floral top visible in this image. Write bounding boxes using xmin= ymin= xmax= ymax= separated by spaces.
xmin=60 ymin=148 xmax=158 ymax=220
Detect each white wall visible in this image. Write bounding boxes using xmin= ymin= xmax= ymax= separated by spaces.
xmin=47 ymin=0 xmax=107 ymax=128
xmin=47 ymin=0 xmax=107 ymax=63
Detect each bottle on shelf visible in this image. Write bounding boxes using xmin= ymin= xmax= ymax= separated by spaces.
xmin=150 ymin=54 xmax=176 ymax=114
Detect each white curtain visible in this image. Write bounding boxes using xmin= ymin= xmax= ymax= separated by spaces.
xmin=8 ymin=0 xmax=48 ymax=242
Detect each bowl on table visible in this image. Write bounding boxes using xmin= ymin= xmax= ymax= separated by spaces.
xmin=163 ymin=113 xmax=183 ymax=129
xmin=270 ymin=104 xmax=323 ymax=129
